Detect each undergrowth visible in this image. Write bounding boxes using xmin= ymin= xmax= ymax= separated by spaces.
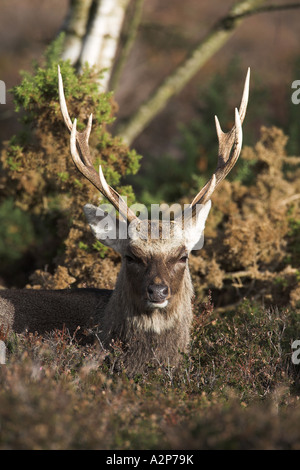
xmin=0 ymin=299 xmax=299 ymax=450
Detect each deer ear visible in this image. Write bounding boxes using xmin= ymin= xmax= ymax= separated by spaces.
xmin=83 ymin=203 xmax=127 ymax=253
xmin=184 ymin=200 xmax=211 ymax=251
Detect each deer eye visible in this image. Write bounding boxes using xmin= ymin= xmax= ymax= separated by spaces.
xmin=125 ymin=254 xmax=141 ymax=265
xmin=125 ymin=255 xmax=135 ymax=263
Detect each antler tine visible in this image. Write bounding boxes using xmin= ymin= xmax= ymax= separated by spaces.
xmin=189 ymin=68 xmax=249 ymax=209
xmin=238 ymin=66 xmax=250 ymax=123
xmin=58 ymin=65 xmax=137 ymax=223
xmin=58 ymin=65 xmax=72 ymax=132
xmin=58 ymin=65 xmax=96 ymax=169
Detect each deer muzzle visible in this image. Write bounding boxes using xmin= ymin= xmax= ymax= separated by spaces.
xmin=147 ymin=283 xmax=169 ymax=308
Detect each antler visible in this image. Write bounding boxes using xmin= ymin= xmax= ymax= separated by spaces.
xmin=189 ymin=68 xmax=250 ymax=211
xmin=58 ymin=65 xmax=137 ymax=223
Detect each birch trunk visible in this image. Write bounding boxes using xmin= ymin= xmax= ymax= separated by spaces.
xmin=0 ymin=341 xmax=5 ymax=365
xmin=78 ymin=0 xmax=131 ymax=90
xmin=61 ymin=0 xmax=94 ymax=65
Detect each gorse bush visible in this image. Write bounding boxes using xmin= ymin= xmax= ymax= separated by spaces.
xmin=188 ymin=126 xmax=300 ymax=310
xmin=0 ymin=35 xmax=141 ymax=286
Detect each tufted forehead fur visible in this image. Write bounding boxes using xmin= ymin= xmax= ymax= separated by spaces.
xmin=83 ymin=200 xmax=211 ymax=254
xmin=128 ymin=219 xmax=186 ymax=255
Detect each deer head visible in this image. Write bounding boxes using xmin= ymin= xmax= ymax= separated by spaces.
xmin=58 ymin=66 xmax=249 ymax=315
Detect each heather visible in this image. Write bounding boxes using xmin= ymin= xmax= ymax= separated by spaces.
xmin=0 ymin=300 xmax=299 ymax=450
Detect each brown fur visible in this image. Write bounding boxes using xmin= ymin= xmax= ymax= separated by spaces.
xmin=99 ymin=238 xmax=194 ymax=374
xmin=0 ymin=288 xmax=111 ymax=340
xmin=0 ymin=219 xmax=197 ymax=375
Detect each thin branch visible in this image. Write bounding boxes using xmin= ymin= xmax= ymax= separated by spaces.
xmin=115 ymin=0 xmax=300 ymax=145
xmin=232 ymin=2 xmax=300 ymax=20
xmin=279 ymin=193 xmax=300 ymax=206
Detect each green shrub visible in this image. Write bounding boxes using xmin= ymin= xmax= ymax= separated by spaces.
xmin=0 ymin=35 xmax=141 ymax=286
xmin=0 ymin=199 xmax=34 ymax=266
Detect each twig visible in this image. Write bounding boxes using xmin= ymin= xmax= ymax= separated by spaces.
xmin=279 ymin=194 xmax=300 ymax=206
xmin=232 ymin=2 xmax=300 ymax=21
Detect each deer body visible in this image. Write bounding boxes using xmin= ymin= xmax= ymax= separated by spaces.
xmin=0 ymin=282 xmax=192 ymax=374
xmin=0 ymin=288 xmax=111 ymax=338
xmin=0 ymin=219 xmax=198 ymax=373
xmin=0 ymin=216 xmax=205 ymax=373
xmin=0 ymin=256 xmax=193 ymax=374
xmin=0 ymin=67 xmax=250 ymax=374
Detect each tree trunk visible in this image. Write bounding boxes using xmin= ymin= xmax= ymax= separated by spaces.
xmin=61 ymin=0 xmax=94 ymax=65
xmin=78 ymin=0 xmax=131 ymax=90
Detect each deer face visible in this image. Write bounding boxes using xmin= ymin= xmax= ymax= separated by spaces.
xmin=83 ymin=202 xmax=211 ymax=310
xmin=124 ymin=224 xmax=189 ymax=310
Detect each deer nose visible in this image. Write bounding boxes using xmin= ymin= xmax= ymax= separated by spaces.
xmin=147 ymin=284 xmax=169 ymax=303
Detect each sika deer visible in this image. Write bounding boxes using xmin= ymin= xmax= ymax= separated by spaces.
xmin=0 ymin=67 xmax=249 ymax=374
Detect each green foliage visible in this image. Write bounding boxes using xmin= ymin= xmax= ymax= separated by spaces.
xmin=13 ymin=35 xmax=113 ymax=127
xmin=0 ymin=34 xmax=141 ymax=286
xmin=286 ymin=216 xmax=300 ymax=268
xmin=92 ymin=240 xmax=109 ymax=258
xmin=0 ymin=199 xmax=34 ymax=266
xmin=5 ymin=141 xmax=24 ymax=172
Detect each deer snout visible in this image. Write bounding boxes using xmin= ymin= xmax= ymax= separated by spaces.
xmin=147 ymin=283 xmax=169 ymax=305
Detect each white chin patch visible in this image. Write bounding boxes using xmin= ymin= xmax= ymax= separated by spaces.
xmin=147 ymin=300 xmax=169 ymax=309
